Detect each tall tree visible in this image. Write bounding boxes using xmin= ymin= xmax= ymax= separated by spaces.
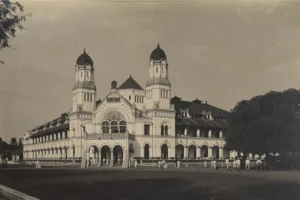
xmin=0 ymin=0 xmax=32 ymax=64
xmin=225 ymin=89 xmax=300 ymax=158
xmin=10 ymin=137 xmax=17 ymax=146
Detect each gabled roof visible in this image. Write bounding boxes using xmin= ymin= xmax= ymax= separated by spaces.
xmin=118 ymin=75 xmax=144 ymax=90
xmin=171 ymin=96 xmax=230 ymax=119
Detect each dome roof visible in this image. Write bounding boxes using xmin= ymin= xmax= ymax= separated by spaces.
xmin=150 ymin=43 xmax=167 ymax=61
xmin=76 ymin=49 xmax=93 ymax=66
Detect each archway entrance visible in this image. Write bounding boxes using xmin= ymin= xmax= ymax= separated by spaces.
xmin=101 ymin=145 xmax=111 ymax=166
xmin=88 ymin=145 xmax=99 ymax=166
xmin=201 ymin=145 xmax=208 ymax=158
xmin=161 ymin=144 xmax=168 ymax=159
xmin=113 ymin=145 xmax=123 ymax=165
xmin=144 ymin=144 xmax=150 ymax=159
xmin=188 ymin=145 xmax=196 ymax=159
xmin=175 ymin=145 xmax=184 ymax=159
xmin=212 ymin=146 xmax=220 ymax=159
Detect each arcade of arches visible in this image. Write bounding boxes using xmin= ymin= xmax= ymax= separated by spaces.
xmin=88 ymin=145 xmax=125 ymax=166
xmin=140 ymin=144 xmax=230 ymax=160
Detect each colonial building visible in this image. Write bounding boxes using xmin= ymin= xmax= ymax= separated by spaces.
xmin=22 ymin=44 xmax=234 ymax=167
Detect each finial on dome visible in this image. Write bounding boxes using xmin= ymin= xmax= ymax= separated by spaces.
xmin=157 ymin=43 xmax=160 ymax=48
xmin=83 ymin=48 xmax=86 ymax=53
xmin=130 ymin=74 xmax=131 ymax=77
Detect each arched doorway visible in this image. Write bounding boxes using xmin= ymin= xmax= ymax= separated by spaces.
xmin=188 ymin=145 xmax=196 ymax=159
xmin=212 ymin=146 xmax=220 ymax=159
xmin=101 ymin=145 xmax=111 ymax=165
xmin=144 ymin=144 xmax=150 ymax=159
xmin=88 ymin=145 xmax=99 ymax=165
xmin=161 ymin=144 xmax=168 ymax=159
xmin=201 ymin=145 xmax=208 ymax=158
xmin=175 ymin=144 xmax=184 ymax=159
xmin=113 ymin=145 xmax=123 ymax=165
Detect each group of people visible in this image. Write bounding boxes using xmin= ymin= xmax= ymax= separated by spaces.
xmin=225 ymin=157 xmax=263 ymax=172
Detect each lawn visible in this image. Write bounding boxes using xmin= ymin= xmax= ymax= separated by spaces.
xmin=0 ymin=168 xmax=299 ymax=200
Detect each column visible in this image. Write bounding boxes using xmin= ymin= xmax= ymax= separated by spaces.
xmin=196 ymin=129 xmax=200 ymax=137
xmin=62 ymin=131 xmax=66 ymax=139
xmin=208 ymin=130 xmax=212 ymax=138
xmin=184 ymin=127 xmax=188 ymax=136
xmin=149 ymin=125 xmax=152 ymax=135
xmin=69 ymin=146 xmax=73 ymax=159
xmin=197 ymin=147 xmax=201 ymax=159
xmin=184 ymin=146 xmax=188 ymax=159
xmin=58 ymin=132 xmax=61 ymax=140
xmin=208 ymin=147 xmax=212 ymax=158
xmin=110 ymin=150 xmax=114 ymax=167
xmin=219 ymin=148 xmax=223 ymax=159
xmin=50 ymin=135 xmax=53 ymax=141
xmin=219 ymin=130 xmax=223 ymax=138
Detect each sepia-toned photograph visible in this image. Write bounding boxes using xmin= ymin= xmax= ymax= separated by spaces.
xmin=0 ymin=0 xmax=300 ymax=199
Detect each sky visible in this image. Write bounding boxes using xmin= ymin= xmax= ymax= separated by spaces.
xmin=0 ymin=0 xmax=300 ymax=141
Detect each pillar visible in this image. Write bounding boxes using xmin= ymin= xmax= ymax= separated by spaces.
xmin=219 ymin=148 xmax=223 ymax=159
xmin=67 ymin=147 xmax=71 ymax=159
xmin=62 ymin=131 xmax=66 ymax=139
xmin=208 ymin=130 xmax=212 ymax=138
xmin=50 ymin=135 xmax=53 ymax=141
xmin=184 ymin=127 xmax=188 ymax=136
xmin=54 ymin=134 xmax=57 ymax=140
xmin=197 ymin=147 xmax=201 ymax=159
xmin=219 ymin=130 xmax=223 ymax=138
xmin=110 ymin=150 xmax=114 ymax=167
xmin=184 ymin=146 xmax=188 ymax=159
xmin=208 ymin=147 xmax=212 ymax=158
xmin=58 ymin=132 xmax=61 ymax=140
xmin=196 ymin=129 xmax=200 ymax=137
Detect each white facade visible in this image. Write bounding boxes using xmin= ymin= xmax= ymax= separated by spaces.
xmin=22 ymin=44 xmax=245 ymax=167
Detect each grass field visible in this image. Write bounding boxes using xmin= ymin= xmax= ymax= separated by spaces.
xmin=0 ymin=168 xmax=299 ymax=200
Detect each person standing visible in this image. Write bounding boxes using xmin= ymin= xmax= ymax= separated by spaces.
xmin=236 ymin=158 xmax=241 ymax=172
xmin=225 ymin=158 xmax=230 ymax=171
xmin=256 ymin=158 xmax=262 ymax=172
xmin=232 ymin=159 xmax=236 ymax=170
xmin=245 ymin=158 xmax=251 ymax=171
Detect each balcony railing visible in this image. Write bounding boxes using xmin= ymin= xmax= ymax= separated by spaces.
xmin=87 ymin=132 xmax=136 ymax=141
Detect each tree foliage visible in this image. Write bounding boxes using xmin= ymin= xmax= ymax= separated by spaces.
xmin=225 ymin=88 xmax=300 ymax=156
xmin=0 ymin=0 xmax=32 ymax=64
xmin=10 ymin=137 xmax=17 ymax=145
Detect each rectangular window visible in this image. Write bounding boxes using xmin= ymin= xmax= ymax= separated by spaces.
xmin=84 ymin=94 xmax=86 ymax=101
xmin=156 ymin=67 xmax=158 ymax=73
xmin=144 ymin=125 xmax=150 ymax=135
xmin=90 ymin=94 xmax=93 ymax=102
xmin=129 ymin=95 xmax=131 ymax=101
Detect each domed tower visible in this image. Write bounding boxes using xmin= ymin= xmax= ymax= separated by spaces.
xmin=145 ymin=43 xmax=171 ymax=109
xmin=72 ymin=49 xmax=96 ymax=113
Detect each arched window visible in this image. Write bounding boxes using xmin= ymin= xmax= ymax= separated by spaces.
xmin=111 ymin=121 xmax=118 ymax=133
xmin=102 ymin=121 xmax=109 ymax=133
xmin=161 ymin=125 xmax=164 ymax=136
xmin=156 ymin=67 xmax=158 ymax=73
xmin=164 ymin=126 xmax=168 ymax=135
xmin=120 ymin=121 xmax=127 ymax=133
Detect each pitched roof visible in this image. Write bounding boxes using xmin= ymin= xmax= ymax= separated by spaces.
xmin=171 ymin=96 xmax=230 ymax=119
xmin=118 ymin=75 xmax=144 ymax=90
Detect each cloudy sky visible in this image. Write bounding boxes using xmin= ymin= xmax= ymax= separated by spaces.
xmin=1 ymin=0 xmax=300 ymax=141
